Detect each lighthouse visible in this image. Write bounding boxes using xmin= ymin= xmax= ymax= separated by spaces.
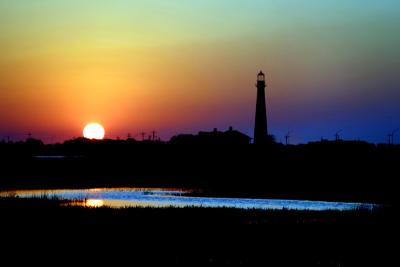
xmin=254 ymin=71 xmax=268 ymax=144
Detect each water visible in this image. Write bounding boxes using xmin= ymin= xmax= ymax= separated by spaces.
xmin=1 ymin=188 xmax=378 ymax=210
xmin=33 ymin=156 xmax=65 ymax=159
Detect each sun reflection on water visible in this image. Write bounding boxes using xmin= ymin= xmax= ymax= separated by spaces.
xmin=85 ymin=199 xmax=104 ymax=208
xmin=0 ymin=188 xmax=378 ymax=211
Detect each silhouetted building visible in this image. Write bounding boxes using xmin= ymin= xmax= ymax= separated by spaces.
xmin=170 ymin=127 xmax=251 ymax=145
xmin=224 ymin=126 xmax=252 ymax=145
xmin=254 ymin=71 xmax=268 ymax=144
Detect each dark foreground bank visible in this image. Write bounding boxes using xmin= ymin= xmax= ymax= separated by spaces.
xmin=0 ymin=197 xmax=396 ymax=266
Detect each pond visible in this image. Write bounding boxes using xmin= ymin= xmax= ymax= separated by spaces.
xmin=0 ymin=188 xmax=378 ymax=210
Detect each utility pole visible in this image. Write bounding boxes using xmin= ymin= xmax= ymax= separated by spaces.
xmin=388 ymin=134 xmax=392 ymax=145
xmin=388 ymin=129 xmax=398 ymax=145
xmin=391 ymin=129 xmax=398 ymax=145
xmin=285 ymin=131 xmax=291 ymax=145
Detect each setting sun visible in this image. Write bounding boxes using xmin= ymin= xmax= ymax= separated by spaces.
xmin=83 ymin=123 xmax=105 ymax=140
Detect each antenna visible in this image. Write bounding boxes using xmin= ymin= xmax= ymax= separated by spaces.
xmin=335 ymin=130 xmax=343 ymax=141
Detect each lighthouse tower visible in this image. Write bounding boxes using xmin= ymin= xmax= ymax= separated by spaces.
xmin=254 ymin=71 xmax=268 ymax=144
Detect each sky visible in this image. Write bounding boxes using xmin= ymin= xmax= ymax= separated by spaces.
xmin=1 ymin=0 xmax=400 ymax=144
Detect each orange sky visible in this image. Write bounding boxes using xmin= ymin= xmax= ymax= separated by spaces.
xmin=1 ymin=1 xmax=400 ymax=143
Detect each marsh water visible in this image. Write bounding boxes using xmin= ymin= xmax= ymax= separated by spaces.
xmin=0 ymin=188 xmax=378 ymax=210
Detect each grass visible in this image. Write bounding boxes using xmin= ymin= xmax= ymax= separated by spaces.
xmin=0 ymin=196 xmax=396 ymax=266
xmin=1 ymin=196 xmax=394 ymax=234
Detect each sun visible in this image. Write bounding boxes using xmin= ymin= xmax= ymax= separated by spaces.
xmin=83 ymin=123 xmax=105 ymax=140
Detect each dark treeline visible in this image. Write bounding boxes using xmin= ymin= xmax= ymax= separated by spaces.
xmin=1 ymin=136 xmax=399 ymax=204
